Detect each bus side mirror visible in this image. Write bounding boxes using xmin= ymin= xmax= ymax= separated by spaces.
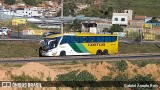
xmin=40 ymin=40 xmax=45 ymax=46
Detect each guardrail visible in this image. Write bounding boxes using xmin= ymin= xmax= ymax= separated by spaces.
xmin=0 ymin=53 xmax=160 ymax=63
xmin=142 ymin=41 xmax=160 ymax=44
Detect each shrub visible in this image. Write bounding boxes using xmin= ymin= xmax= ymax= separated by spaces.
xmin=71 ymin=61 xmax=79 ymax=65
xmin=56 ymin=70 xmax=78 ymax=87
xmin=113 ymin=73 xmax=129 ymax=90
xmin=114 ymin=73 xmax=128 ymax=81
xmin=108 ymin=24 xmax=124 ymax=34
xmin=136 ymin=61 xmax=149 ymax=67
xmin=129 ymin=74 xmax=155 ymax=90
xmin=130 ymin=74 xmax=154 ymax=81
xmin=56 ymin=70 xmax=78 ymax=81
xmin=155 ymin=35 xmax=160 ymax=40
xmin=76 ymin=70 xmax=96 ymax=81
xmin=101 ymin=76 xmax=112 ymax=81
xmin=56 ymin=70 xmax=97 ymax=88
xmin=116 ymin=60 xmax=128 ymax=71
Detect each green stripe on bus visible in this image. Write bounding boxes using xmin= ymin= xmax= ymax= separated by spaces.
xmin=75 ymin=43 xmax=89 ymax=53
xmin=69 ymin=43 xmax=83 ymax=53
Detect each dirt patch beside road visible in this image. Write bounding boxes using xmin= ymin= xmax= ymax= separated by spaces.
xmin=0 ymin=59 xmax=159 ymax=87
xmin=11 ymin=62 xmax=67 ymax=81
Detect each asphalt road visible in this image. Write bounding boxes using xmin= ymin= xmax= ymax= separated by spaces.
xmin=0 ymin=31 xmax=43 ymax=39
xmin=10 ymin=31 xmax=43 ymax=39
xmin=0 ymin=54 xmax=159 ymax=63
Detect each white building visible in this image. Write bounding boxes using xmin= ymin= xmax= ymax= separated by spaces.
xmin=82 ymin=20 xmax=112 ymax=34
xmin=112 ymin=10 xmax=133 ymax=25
xmin=16 ymin=7 xmax=43 ymax=18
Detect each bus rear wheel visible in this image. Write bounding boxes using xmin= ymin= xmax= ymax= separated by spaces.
xmin=103 ymin=49 xmax=109 ymax=55
xmin=60 ymin=51 xmax=66 ymax=56
xmin=96 ymin=50 xmax=102 ymax=55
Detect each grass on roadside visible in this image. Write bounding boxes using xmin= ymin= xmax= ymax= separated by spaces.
xmin=0 ymin=41 xmax=40 ymax=58
xmin=0 ymin=41 xmax=160 ymax=58
xmin=119 ymin=43 xmax=160 ymax=54
xmin=1 ymin=63 xmax=23 ymax=67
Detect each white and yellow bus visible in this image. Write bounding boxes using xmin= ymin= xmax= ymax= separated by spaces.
xmin=39 ymin=33 xmax=118 ymax=56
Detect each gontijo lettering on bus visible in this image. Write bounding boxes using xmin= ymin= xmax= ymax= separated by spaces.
xmin=88 ymin=43 xmax=105 ymax=46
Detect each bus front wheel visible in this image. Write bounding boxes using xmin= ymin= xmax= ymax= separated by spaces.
xmin=96 ymin=50 xmax=102 ymax=55
xmin=60 ymin=51 xmax=66 ymax=56
xmin=39 ymin=47 xmax=43 ymax=57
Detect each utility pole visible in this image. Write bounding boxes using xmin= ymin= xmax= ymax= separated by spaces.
xmin=140 ymin=28 xmax=143 ymax=44
xmin=61 ymin=0 xmax=64 ymax=34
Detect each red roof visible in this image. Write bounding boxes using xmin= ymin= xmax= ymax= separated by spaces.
xmin=135 ymin=16 xmax=146 ymax=20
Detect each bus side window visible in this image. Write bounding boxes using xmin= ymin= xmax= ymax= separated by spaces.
xmin=87 ymin=37 xmax=92 ymax=42
xmin=105 ymin=36 xmax=111 ymax=42
xmin=70 ymin=36 xmax=74 ymax=43
xmin=60 ymin=37 xmax=65 ymax=45
xmin=79 ymin=37 xmax=83 ymax=43
xmin=57 ymin=37 xmax=61 ymax=42
xmin=93 ymin=37 xmax=97 ymax=42
xmin=83 ymin=37 xmax=87 ymax=43
xmin=97 ymin=36 xmax=105 ymax=42
xmin=65 ymin=36 xmax=71 ymax=43
xmin=74 ymin=37 xmax=79 ymax=43
xmin=55 ymin=39 xmax=58 ymax=47
xmin=111 ymin=36 xmax=117 ymax=42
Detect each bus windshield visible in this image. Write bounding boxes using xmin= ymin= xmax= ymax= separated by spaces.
xmin=48 ymin=39 xmax=58 ymax=49
xmin=42 ymin=37 xmax=60 ymax=50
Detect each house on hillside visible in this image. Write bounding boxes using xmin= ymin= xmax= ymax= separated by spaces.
xmin=134 ymin=15 xmax=146 ymax=20
xmin=15 ymin=6 xmax=43 ymax=17
xmin=112 ymin=10 xmax=133 ymax=26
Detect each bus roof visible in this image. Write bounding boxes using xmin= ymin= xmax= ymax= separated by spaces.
xmin=45 ymin=33 xmax=117 ymax=38
xmin=75 ymin=33 xmax=117 ymax=36
xmin=46 ymin=34 xmax=63 ymax=38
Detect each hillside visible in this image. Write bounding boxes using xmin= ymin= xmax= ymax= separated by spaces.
xmin=106 ymin=0 xmax=160 ymax=17
xmin=2 ymin=0 xmax=160 ymax=17
xmin=79 ymin=0 xmax=160 ymax=17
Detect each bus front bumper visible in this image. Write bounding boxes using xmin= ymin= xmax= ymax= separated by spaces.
xmin=41 ymin=50 xmax=58 ymax=56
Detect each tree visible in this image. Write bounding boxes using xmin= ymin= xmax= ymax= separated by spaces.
xmin=70 ymin=19 xmax=82 ymax=32
xmin=108 ymin=24 xmax=123 ymax=34
xmin=57 ymin=1 xmax=77 ymax=16
xmin=65 ymin=19 xmax=82 ymax=32
xmin=100 ymin=5 xmax=113 ymax=18
xmin=4 ymin=0 xmax=15 ymax=5
xmin=78 ymin=6 xmax=103 ymax=17
xmin=78 ymin=4 xmax=113 ymax=18
xmin=22 ymin=0 xmax=42 ymax=6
